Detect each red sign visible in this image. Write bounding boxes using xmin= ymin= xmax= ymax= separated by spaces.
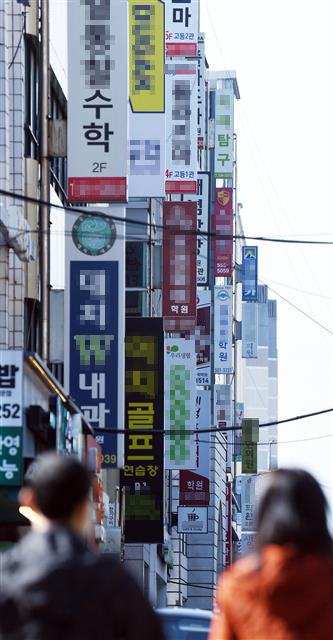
xmin=180 ymin=470 xmax=210 ymax=506
xmin=68 ymin=177 xmax=127 ymax=202
xmin=163 ymin=202 xmax=197 ymax=332
xmin=214 ymin=188 xmax=233 ymax=277
xmin=166 ymin=43 xmax=197 ymax=57
xmin=165 ymin=180 xmax=197 ymax=194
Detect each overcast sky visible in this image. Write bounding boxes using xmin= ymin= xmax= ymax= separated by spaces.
xmin=201 ymin=0 xmax=333 ymax=506
xmin=49 ymin=0 xmax=333 ymax=510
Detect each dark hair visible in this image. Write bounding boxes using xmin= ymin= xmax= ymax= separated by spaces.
xmin=24 ymin=453 xmax=91 ymax=520
xmin=256 ymin=469 xmax=332 ymax=554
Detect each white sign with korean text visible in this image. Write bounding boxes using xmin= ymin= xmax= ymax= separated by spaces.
xmin=177 ymin=506 xmax=208 ymax=533
xmin=242 ymin=302 xmax=258 ymax=359
xmin=241 ymin=474 xmax=257 ymax=532
xmin=165 ymin=0 xmax=199 ymax=56
xmin=67 ymin=0 xmax=128 ymax=200
xmin=0 ymin=351 xmax=23 ymax=427
xmin=214 ymin=88 xmax=234 ymax=180
xmin=128 ymin=0 xmax=166 ymax=198
xmin=165 ymin=61 xmax=198 ymax=193
xmin=214 ymin=286 xmax=233 ymax=374
xmin=165 ymin=338 xmax=196 ymax=470
xmin=194 ymin=390 xmax=210 ymax=479
xmin=197 ymin=33 xmax=206 ymax=147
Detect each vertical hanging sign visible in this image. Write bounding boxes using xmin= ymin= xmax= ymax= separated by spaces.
xmin=214 ymin=188 xmax=233 ymax=277
xmin=196 ymin=288 xmax=211 ymax=385
xmin=0 ymin=350 xmax=23 ymax=486
xmin=68 ymin=0 xmax=128 ymax=202
xmin=64 ymin=208 xmax=125 ymax=468
xmin=165 ymin=338 xmax=196 ymax=470
xmin=163 ymin=202 xmax=197 ymax=332
xmin=214 ymin=88 xmax=234 ymax=179
xmin=179 ymin=390 xmax=210 ymax=507
xmin=165 ymin=60 xmax=198 ymax=194
xmin=214 ymin=286 xmax=233 ymax=375
xmin=165 ymin=0 xmax=199 ymax=57
xmin=197 ymin=33 xmax=206 ymax=150
xmin=120 ymin=318 xmax=164 ymax=544
xmin=242 ymin=303 xmax=258 ymax=358
xmin=242 ymin=418 xmax=259 ymax=474
xmin=242 ymin=246 xmax=258 ymax=301
xmin=128 ymin=0 xmax=166 ymax=198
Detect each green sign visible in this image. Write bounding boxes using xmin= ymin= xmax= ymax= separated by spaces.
xmin=0 ymin=427 xmax=23 ymax=486
xmin=241 ymin=419 xmax=259 ymax=474
xmin=242 ymin=441 xmax=257 ymax=474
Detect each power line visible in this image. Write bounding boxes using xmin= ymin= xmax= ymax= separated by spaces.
xmin=198 ymin=433 xmax=333 ymax=446
xmin=93 ymin=406 xmax=333 ymax=435
xmin=3 ymin=186 xmax=333 ymax=245
xmin=167 ymin=579 xmax=215 ymax=592
xmin=258 ymin=279 xmax=333 ymax=337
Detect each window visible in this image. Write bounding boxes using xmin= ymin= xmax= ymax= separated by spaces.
xmin=50 ymin=75 xmax=67 ymax=200
xmin=24 ymin=36 xmax=39 ymax=159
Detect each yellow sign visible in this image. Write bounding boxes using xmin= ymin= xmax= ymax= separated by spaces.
xmin=129 ymin=0 xmax=165 ymax=113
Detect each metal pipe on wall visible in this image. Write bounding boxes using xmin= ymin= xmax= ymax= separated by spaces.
xmin=39 ymin=0 xmax=50 ymax=362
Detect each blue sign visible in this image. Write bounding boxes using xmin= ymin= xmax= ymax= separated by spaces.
xmin=70 ymin=261 xmax=119 ymax=468
xmin=242 ymin=246 xmax=258 ymax=302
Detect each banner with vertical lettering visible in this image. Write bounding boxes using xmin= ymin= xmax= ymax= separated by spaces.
xmin=165 ymin=0 xmax=199 ymax=57
xmin=64 ymin=207 xmax=125 ymax=468
xmin=128 ymin=0 xmax=166 ymax=197
xmin=68 ymin=0 xmax=128 ymax=202
xmin=214 ymin=188 xmax=233 ymax=277
xmin=165 ymin=338 xmax=196 ymax=470
xmin=165 ymin=60 xmax=197 ymax=193
xmin=120 ymin=318 xmax=164 ymax=544
xmin=163 ymin=202 xmax=197 ymax=332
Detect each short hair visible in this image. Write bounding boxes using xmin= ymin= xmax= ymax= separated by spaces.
xmin=256 ymin=468 xmax=332 ymax=554
xmin=24 ymin=453 xmax=91 ymax=520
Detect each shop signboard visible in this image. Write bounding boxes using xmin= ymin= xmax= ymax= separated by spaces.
xmin=241 ymin=474 xmax=257 ymax=532
xmin=214 ymin=286 xmax=233 ymax=374
xmin=165 ymin=338 xmax=196 ymax=470
xmin=197 ymin=34 xmax=206 ymax=150
xmin=214 ymin=88 xmax=234 ymax=179
xmin=242 ymin=419 xmax=259 ymax=474
xmin=179 ymin=389 xmax=210 ymax=506
xmin=0 ymin=351 xmax=23 ymax=487
xmin=0 ymin=351 xmax=23 ymax=427
xmin=177 ymin=505 xmax=208 ymax=533
xmin=196 ymin=288 xmax=211 ymax=385
xmin=214 ymin=187 xmax=233 ymax=277
xmin=128 ymin=0 xmax=166 ymax=197
xmin=235 ymin=402 xmax=244 ymax=462
xmin=121 ymin=318 xmax=164 ymax=544
xmin=242 ymin=302 xmax=258 ymax=358
xmin=65 ymin=207 xmax=125 ymax=468
xmin=163 ymin=202 xmax=197 ymax=332
xmin=68 ymin=0 xmax=128 ymax=202
xmin=165 ymin=0 xmax=199 ymax=57
xmin=242 ymin=247 xmax=258 ymax=302
xmin=165 ymin=61 xmax=197 ymax=194
xmin=215 ymin=384 xmax=232 ymax=471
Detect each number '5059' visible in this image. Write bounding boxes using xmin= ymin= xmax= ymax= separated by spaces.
xmin=0 ymin=404 xmax=20 ymax=419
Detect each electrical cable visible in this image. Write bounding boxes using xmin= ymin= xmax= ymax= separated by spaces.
xmin=167 ymin=579 xmax=215 ymax=592
xmin=3 ymin=186 xmax=333 ymax=245
xmin=93 ymin=406 xmax=333 ymax=435
xmin=257 ymin=279 xmax=333 ymax=337
xmin=197 ymin=433 xmax=333 ymax=446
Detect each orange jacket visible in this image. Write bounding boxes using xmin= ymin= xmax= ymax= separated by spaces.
xmin=209 ymin=545 xmax=333 ymax=640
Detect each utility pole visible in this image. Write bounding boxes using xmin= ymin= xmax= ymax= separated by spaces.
xmin=39 ymin=0 xmax=50 ymax=362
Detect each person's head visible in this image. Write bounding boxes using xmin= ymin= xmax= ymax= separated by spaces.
xmin=256 ymin=468 xmax=332 ymax=554
xmin=19 ymin=453 xmax=91 ymax=534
